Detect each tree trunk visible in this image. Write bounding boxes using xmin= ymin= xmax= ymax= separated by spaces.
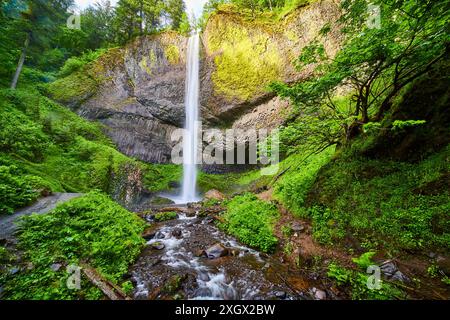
xmin=10 ymin=32 xmax=30 ymax=90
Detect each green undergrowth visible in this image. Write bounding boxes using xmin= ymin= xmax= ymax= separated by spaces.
xmin=273 ymin=146 xmax=336 ymax=214
xmin=154 ymin=211 xmax=178 ymax=222
xmin=301 ymin=145 xmax=450 ymax=251
xmin=327 ymin=255 xmax=405 ymax=300
xmin=0 ymin=86 xmax=141 ymax=214
xmin=2 ymin=192 xmax=146 ymax=300
xmin=219 ymin=193 xmax=279 ymax=252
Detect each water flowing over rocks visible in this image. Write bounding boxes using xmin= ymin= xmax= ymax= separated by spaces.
xmin=131 ymin=208 xmax=306 ymax=300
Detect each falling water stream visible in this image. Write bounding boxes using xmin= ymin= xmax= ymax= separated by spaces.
xmin=181 ymin=34 xmax=201 ymax=203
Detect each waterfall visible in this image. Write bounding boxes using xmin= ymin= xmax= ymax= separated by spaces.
xmin=181 ymin=34 xmax=201 ymax=203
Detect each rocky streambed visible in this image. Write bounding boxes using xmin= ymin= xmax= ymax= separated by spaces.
xmin=130 ymin=205 xmax=317 ymax=300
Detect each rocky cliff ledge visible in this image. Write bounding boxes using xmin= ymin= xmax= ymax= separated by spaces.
xmin=49 ymin=0 xmax=341 ymax=164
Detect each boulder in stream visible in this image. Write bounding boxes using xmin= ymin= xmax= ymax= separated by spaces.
xmin=150 ymin=242 xmax=165 ymax=250
xmin=205 ymin=243 xmax=229 ymax=259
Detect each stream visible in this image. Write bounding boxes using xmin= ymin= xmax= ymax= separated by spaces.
xmin=130 ymin=208 xmax=305 ymax=300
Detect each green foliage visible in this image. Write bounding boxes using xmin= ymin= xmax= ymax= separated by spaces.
xmin=220 ymin=193 xmax=279 ymax=252
xmin=304 ymin=145 xmax=450 ymax=251
xmin=272 ymin=0 xmax=449 ymax=148
xmin=391 ymin=120 xmax=427 ymax=133
xmin=327 ymin=262 xmax=404 ymax=300
xmin=363 ymin=122 xmax=382 ymax=134
xmin=0 ymin=87 xmax=143 ymax=213
xmin=281 ymin=224 xmax=293 ymax=238
xmin=273 ymin=146 xmax=335 ymax=216
xmin=352 ymin=252 xmax=376 ymax=269
xmin=143 ymin=164 xmax=182 ymax=192
xmin=154 ymin=211 xmax=178 ymax=222
xmin=0 ymin=165 xmax=40 ymax=214
xmin=2 ymin=192 xmax=145 ymax=300
xmin=58 ymin=49 xmax=107 ymax=77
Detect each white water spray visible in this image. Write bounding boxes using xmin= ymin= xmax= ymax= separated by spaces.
xmin=181 ymin=34 xmax=201 ymax=203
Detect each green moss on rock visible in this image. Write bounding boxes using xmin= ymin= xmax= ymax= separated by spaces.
xmin=164 ymin=45 xmax=181 ymax=65
xmin=207 ymin=20 xmax=283 ymax=101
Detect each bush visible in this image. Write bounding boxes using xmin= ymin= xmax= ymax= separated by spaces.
xmin=0 ymin=166 xmax=40 ymax=214
xmin=3 ymin=192 xmax=146 ymax=300
xmin=220 ymin=193 xmax=279 ymax=253
xmin=58 ymin=49 xmax=107 ymax=78
xmin=154 ymin=211 xmax=178 ymax=222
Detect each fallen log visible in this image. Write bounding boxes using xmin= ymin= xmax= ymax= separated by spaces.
xmin=80 ymin=262 xmax=131 ymax=300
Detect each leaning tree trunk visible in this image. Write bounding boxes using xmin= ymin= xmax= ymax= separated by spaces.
xmin=10 ymin=32 xmax=30 ymax=90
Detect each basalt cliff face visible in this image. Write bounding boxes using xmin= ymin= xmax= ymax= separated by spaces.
xmin=49 ymin=0 xmax=342 ymax=164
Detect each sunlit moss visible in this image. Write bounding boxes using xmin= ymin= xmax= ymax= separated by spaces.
xmin=164 ymin=44 xmax=180 ymax=65
xmin=207 ymin=18 xmax=283 ymax=101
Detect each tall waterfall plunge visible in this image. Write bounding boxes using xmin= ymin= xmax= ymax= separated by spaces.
xmin=181 ymin=34 xmax=201 ymax=203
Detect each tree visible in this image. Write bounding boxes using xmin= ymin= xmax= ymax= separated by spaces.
xmin=165 ymin=0 xmax=185 ymax=30
xmin=80 ymin=0 xmax=115 ymax=50
xmin=5 ymin=0 xmax=74 ymax=89
xmin=113 ymin=0 xmax=166 ymax=44
xmin=271 ymin=0 xmax=449 ymax=150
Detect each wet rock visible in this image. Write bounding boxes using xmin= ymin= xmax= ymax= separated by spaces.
xmin=204 ymin=189 xmax=225 ymax=201
xmin=171 ymin=229 xmax=182 ymax=238
xmin=312 ymin=288 xmax=327 ymax=300
xmin=427 ymin=252 xmax=437 ymax=259
xmin=259 ymin=252 xmax=269 ymax=259
xmin=195 ymin=249 xmax=207 ymax=257
xmin=162 ymin=274 xmax=187 ymax=295
xmin=291 ymin=222 xmax=305 ymax=233
xmin=436 ymin=255 xmax=450 ymax=275
xmin=380 ymin=260 xmax=397 ymax=276
xmin=205 ymin=243 xmax=229 ymax=259
xmin=391 ymin=271 xmax=410 ymax=282
xmin=142 ymin=229 xmax=156 ymax=240
xmin=204 ymin=216 xmax=214 ymax=224
xmin=150 ymin=242 xmax=165 ymax=250
xmin=230 ymin=249 xmax=240 ymax=256
xmin=154 ymin=231 xmax=165 ymax=239
xmin=150 ymin=197 xmax=175 ymax=205
xmin=198 ymin=273 xmax=210 ymax=281
xmin=50 ymin=263 xmax=62 ymax=272
xmin=380 ymin=260 xmax=409 ymax=282
xmin=274 ymin=291 xmax=287 ymax=299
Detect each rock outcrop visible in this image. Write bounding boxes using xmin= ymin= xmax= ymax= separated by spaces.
xmin=49 ymin=31 xmax=187 ymax=163
xmin=49 ymin=0 xmax=342 ymax=164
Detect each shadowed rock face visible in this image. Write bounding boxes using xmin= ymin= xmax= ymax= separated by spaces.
xmin=49 ymin=1 xmax=342 ymax=164
xmin=51 ymin=31 xmax=188 ymax=164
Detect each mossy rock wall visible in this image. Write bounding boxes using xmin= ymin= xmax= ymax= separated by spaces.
xmin=48 ymin=31 xmax=188 ymax=163
xmin=201 ymin=0 xmax=342 ymax=125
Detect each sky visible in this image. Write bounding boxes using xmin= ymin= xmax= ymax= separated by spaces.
xmin=74 ymin=0 xmax=208 ymax=19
